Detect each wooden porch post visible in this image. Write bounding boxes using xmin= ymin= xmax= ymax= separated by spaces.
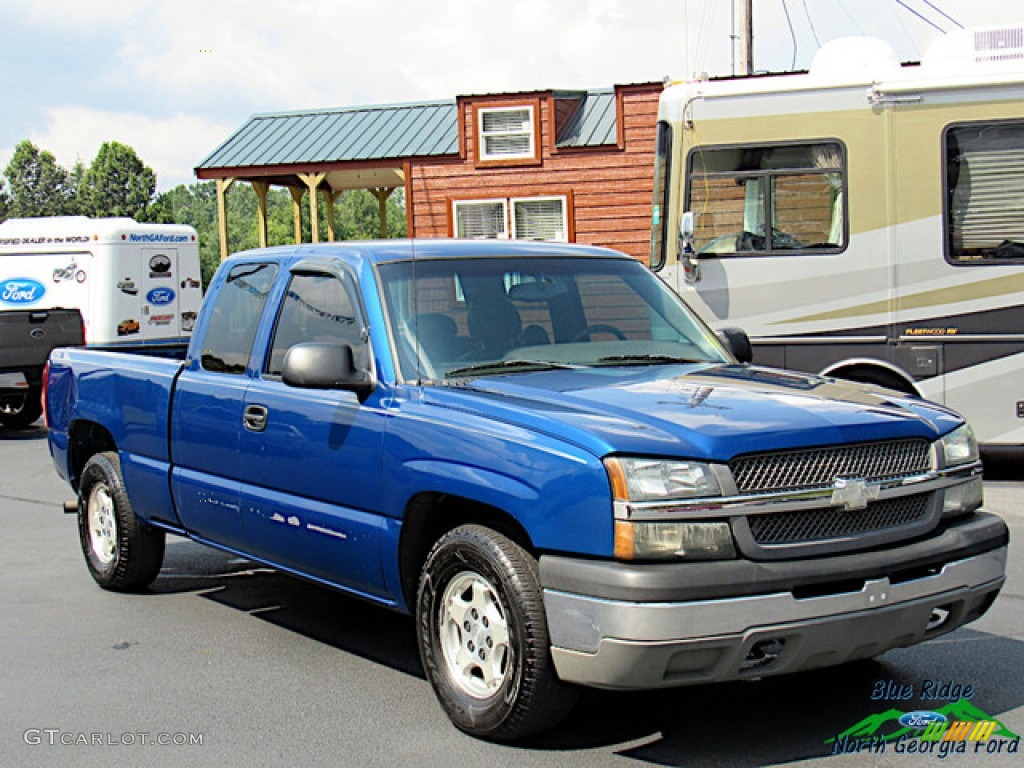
xmin=252 ymin=181 xmax=270 ymax=249
xmin=288 ymin=186 xmax=305 ymax=244
xmin=371 ymin=187 xmax=394 ymax=238
xmin=299 ymin=173 xmax=327 ymax=243
xmin=215 ymin=177 xmax=236 ymax=261
xmin=321 ymin=188 xmax=339 ymax=242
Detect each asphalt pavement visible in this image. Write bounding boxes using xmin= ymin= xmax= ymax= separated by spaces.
xmin=1 ymin=422 xmax=1021 ymax=768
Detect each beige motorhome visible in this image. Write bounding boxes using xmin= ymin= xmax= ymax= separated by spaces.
xmin=650 ymin=26 xmax=1024 ymax=448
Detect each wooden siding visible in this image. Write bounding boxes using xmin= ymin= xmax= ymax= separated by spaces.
xmin=409 ymin=83 xmax=661 ymax=263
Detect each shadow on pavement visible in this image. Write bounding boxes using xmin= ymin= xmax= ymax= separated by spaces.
xmin=148 ymin=539 xmax=1024 ymax=764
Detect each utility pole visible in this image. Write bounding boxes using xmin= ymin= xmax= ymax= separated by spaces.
xmin=739 ymin=0 xmax=754 ymax=75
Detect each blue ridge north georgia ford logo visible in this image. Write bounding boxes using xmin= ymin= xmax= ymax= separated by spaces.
xmin=1 ymin=278 xmax=46 ymax=305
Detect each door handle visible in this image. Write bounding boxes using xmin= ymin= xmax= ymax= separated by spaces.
xmin=243 ymin=404 xmax=269 ymax=432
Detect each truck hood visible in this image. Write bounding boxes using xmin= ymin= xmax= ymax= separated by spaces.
xmin=423 ymin=364 xmax=963 ymax=460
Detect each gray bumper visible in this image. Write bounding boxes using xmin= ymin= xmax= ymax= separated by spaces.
xmin=542 ymin=516 xmax=1007 ymax=690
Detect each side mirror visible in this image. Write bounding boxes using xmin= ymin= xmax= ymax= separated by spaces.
xmin=678 ymin=211 xmax=700 ymax=283
xmin=680 ymin=211 xmax=695 ymax=239
xmin=717 ymin=327 xmax=753 ymax=364
xmin=282 ymin=342 xmax=374 ymax=398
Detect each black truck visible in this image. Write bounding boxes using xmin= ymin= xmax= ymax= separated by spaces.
xmin=0 ymin=308 xmax=84 ymax=429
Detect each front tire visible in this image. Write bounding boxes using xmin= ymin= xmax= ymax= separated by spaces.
xmin=78 ymin=451 xmax=165 ymax=591
xmin=416 ymin=524 xmax=577 ymax=741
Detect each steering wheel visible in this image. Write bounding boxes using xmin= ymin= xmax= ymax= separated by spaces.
xmin=572 ymin=324 xmax=626 ymax=342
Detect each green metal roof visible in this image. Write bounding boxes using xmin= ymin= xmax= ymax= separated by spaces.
xmin=197 ymin=89 xmax=618 ymax=172
xmin=197 ymin=100 xmax=459 ymax=170
xmin=555 ymin=89 xmax=617 ymax=148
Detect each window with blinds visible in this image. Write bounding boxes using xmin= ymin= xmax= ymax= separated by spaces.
xmin=478 ymin=106 xmax=536 ymax=161
xmin=946 ymin=120 xmax=1024 ymax=263
xmin=512 ymin=197 xmax=567 ymax=241
xmin=453 ymin=199 xmax=508 ymax=239
xmin=453 ymin=196 xmax=568 ymax=242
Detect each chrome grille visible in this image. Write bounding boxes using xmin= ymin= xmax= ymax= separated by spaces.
xmin=730 ymin=439 xmax=931 ymax=494
xmin=748 ymin=494 xmax=932 ymax=545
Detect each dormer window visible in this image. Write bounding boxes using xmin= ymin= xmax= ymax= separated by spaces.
xmin=474 ymin=104 xmax=540 ymax=165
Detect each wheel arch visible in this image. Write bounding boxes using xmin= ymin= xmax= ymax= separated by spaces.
xmin=397 ymin=491 xmax=534 ymax=611
xmin=68 ymin=420 xmax=117 ymax=490
xmin=820 ymin=358 xmax=921 ymax=396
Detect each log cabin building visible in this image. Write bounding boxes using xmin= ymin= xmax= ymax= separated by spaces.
xmin=195 ymin=82 xmax=662 ymax=263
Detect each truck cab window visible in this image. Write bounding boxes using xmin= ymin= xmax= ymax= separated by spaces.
xmin=946 ymin=120 xmax=1024 ymax=264
xmin=201 ymin=263 xmax=277 ymax=374
xmin=266 ymin=273 xmax=364 ymax=376
xmin=687 ymin=141 xmax=845 ymax=255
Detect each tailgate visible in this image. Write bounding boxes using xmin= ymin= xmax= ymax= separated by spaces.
xmin=0 ymin=309 xmax=85 ymax=370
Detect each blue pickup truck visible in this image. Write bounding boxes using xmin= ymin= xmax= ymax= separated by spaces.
xmin=46 ymin=239 xmax=1008 ymax=740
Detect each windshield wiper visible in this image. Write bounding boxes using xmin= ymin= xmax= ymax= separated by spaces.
xmin=595 ymin=354 xmax=704 ymax=366
xmin=444 ymin=359 xmax=582 ymax=378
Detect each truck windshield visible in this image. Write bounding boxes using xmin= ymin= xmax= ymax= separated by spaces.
xmin=378 ymin=255 xmax=729 ymax=382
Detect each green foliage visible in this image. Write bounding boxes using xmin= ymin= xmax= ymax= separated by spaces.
xmin=3 ymin=140 xmax=76 ymax=218
xmin=153 ymin=182 xmax=407 ymax=285
xmin=0 ymin=135 xmax=408 ymax=282
xmin=77 ymin=141 xmax=157 ymax=220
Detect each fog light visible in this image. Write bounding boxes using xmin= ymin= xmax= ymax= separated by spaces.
xmin=615 ymin=520 xmax=736 ymax=561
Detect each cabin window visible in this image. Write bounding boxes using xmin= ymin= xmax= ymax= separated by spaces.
xmin=453 ymin=196 xmax=568 ymax=242
xmin=945 ymin=119 xmax=1024 ymax=264
xmin=686 ymin=141 xmax=846 ymax=255
xmin=474 ymin=104 xmax=540 ymax=164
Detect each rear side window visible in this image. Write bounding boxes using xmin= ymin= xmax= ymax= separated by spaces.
xmin=945 ymin=119 xmax=1024 ymax=264
xmin=201 ymin=262 xmax=277 ymax=374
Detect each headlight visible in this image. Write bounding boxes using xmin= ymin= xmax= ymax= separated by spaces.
xmin=605 ymin=456 xmax=734 ymax=560
xmin=940 ymin=424 xmax=979 ymax=467
xmin=604 ymin=457 xmax=721 ymax=501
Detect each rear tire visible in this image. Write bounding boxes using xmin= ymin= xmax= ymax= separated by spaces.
xmin=416 ymin=524 xmax=577 ymax=741
xmin=78 ymin=451 xmax=165 ymax=591
xmin=0 ymin=389 xmax=42 ymax=429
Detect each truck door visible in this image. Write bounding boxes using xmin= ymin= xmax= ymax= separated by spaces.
xmin=170 ymin=261 xmax=278 ymax=549
xmin=236 ymin=264 xmax=389 ymax=599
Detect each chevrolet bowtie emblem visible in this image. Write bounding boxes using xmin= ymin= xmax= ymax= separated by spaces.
xmin=831 ymin=477 xmax=878 ymax=511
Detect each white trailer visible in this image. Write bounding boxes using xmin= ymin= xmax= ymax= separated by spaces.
xmin=0 ymin=216 xmax=202 ymax=346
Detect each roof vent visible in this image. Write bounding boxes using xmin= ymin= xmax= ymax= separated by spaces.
xmin=923 ymin=26 xmax=1024 ymax=74
xmin=809 ymin=36 xmax=901 ymax=84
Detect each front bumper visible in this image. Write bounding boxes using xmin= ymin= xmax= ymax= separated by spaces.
xmin=541 ymin=512 xmax=1008 ymax=690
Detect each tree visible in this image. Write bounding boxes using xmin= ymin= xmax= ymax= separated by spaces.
xmin=0 ymin=179 xmax=9 ymax=222
xmin=77 ymin=141 xmax=157 ymax=220
xmin=3 ymin=140 xmax=76 ymax=217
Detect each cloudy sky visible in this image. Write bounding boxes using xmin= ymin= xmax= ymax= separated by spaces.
xmin=1 ymin=0 xmax=1020 ymax=191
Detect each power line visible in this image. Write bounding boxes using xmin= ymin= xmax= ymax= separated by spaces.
xmin=780 ymin=0 xmax=798 ymax=70
xmin=800 ymin=0 xmax=822 ymax=48
xmin=894 ymin=0 xmax=947 ymax=33
xmin=920 ymin=0 xmax=964 ymax=29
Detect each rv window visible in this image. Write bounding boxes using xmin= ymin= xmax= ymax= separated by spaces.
xmin=945 ymin=120 xmax=1024 ymax=265
xmin=686 ymin=141 xmax=845 ymax=256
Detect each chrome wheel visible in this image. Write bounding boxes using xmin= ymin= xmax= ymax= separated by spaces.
xmin=439 ymin=570 xmax=510 ymax=698
xmin=87 ymin=484 xmax=117 ymax=566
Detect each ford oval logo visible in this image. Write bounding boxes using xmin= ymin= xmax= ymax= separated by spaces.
xmin=898 ymin=711 xmax=948 ymax=729
xmin=146 ymin=287 xmax=176 ymax=306
xmin=1 ymin=278 xmax=46 ymax=306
